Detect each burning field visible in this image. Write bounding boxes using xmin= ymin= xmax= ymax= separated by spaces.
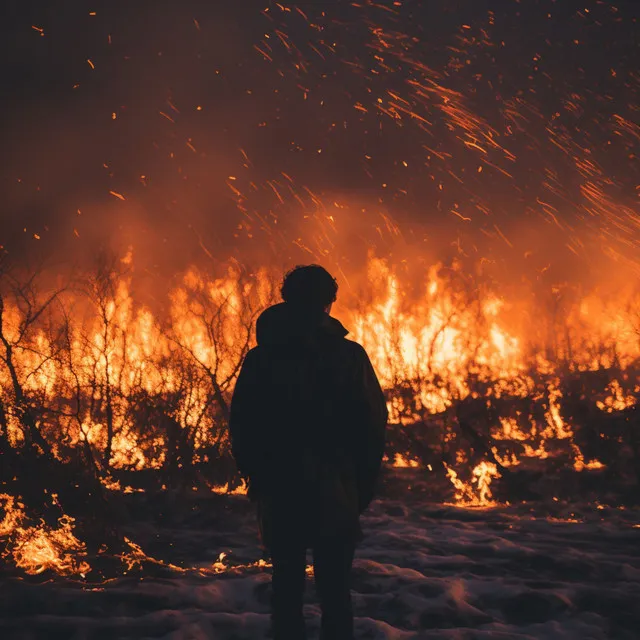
xmin=1 ymin=250 xmax=639 ymax=638
xmin=1 ymin=0 xmax=639 ymax=637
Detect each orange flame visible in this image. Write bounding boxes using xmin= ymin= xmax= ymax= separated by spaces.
xmin=0 ymin=494 xmax=90 ymax=576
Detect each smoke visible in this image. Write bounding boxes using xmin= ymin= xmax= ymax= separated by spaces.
xmin=1 ymin=0 xmax=638 ymax=288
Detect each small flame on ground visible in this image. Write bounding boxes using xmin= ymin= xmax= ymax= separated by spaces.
xmin=210 ymin=480 xmax=249 ymax=495
xmin=572 ymin=445 xmax=605 ymax=472
xmin=445 ymin=461 xmax=501 ymax=507
xmin=119 ymin=539 xmax=313 ymax=577
xmin=393 ymin=453 xmax=420 ymax=468
xmin=597 ymin=380 xmax=637 ymax=413
xmin=0 ymin=493 xmax=90 ymax=577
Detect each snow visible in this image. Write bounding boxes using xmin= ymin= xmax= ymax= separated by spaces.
xmin=1 ymin=473 xmax=639 ymax=639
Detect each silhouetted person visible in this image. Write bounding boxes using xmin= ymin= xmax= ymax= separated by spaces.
xmin=230 ymin=265 xmax=387 ymax=640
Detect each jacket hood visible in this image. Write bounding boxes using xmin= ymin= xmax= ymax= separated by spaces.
xmin=256 ymin=302 xmax=348 ymax=347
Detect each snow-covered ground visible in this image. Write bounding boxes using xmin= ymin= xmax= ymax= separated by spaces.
xmin=1 ymin=473 xmax=639 ymax=640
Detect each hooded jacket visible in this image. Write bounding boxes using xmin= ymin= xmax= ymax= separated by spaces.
xmin=229 ymin=302 xmax=387 ymax=545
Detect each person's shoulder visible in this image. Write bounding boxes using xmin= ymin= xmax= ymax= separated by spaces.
xmin=243 ymin=345 xmax=261 ymax=364
xmin=339 ymin=336 xmax=369 ymax=359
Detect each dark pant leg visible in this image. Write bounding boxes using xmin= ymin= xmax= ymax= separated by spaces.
xmin=270 ymin=540 xmax=308 ymax=640
xmin=313 ymin=537 xmax=356 ymax=640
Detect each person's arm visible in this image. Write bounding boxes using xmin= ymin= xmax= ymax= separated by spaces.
xmin=229 ymin=348 xmax=262 ymax=493
xmin=353 ymin=346 xmax=388 ymax=512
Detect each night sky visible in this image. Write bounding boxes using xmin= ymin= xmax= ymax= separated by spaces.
xmin=1 ymin=0 xmax=638 ymax=275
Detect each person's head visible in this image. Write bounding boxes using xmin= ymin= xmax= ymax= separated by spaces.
xmin=281 ymin=265 xmax=338 ymax=314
